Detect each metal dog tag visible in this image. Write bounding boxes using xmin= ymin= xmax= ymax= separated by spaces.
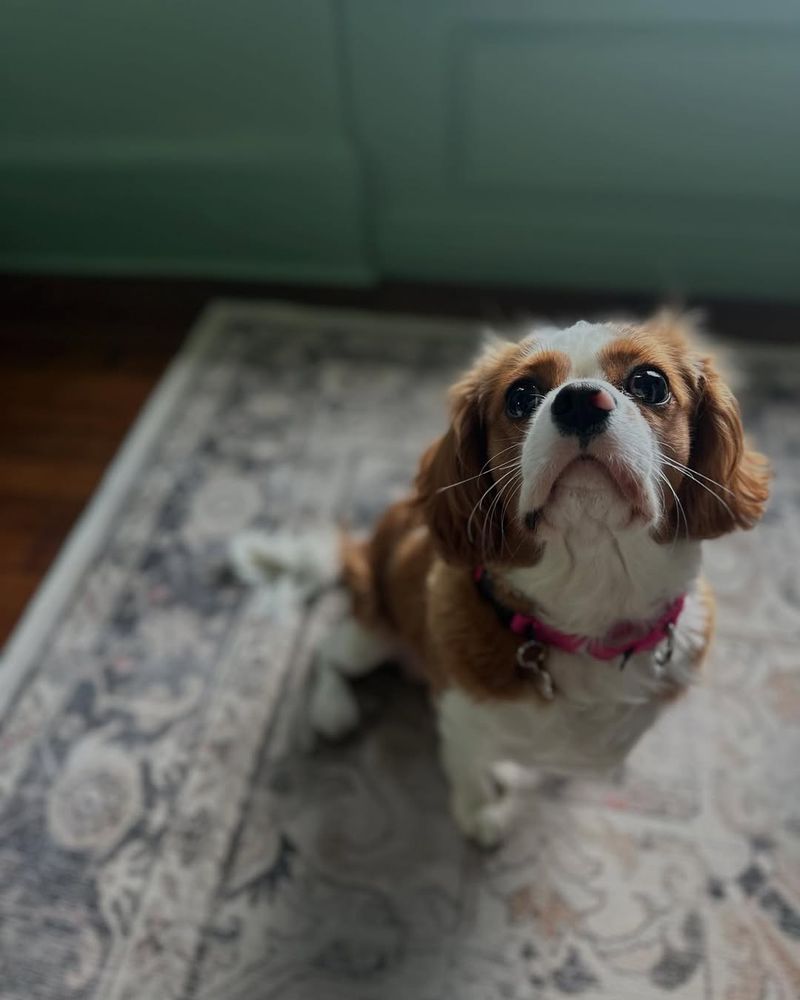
xmin=516 ymin=639 xmax=555 ymax=701
xmin=653 ymin=622 xmax=676 ymax=669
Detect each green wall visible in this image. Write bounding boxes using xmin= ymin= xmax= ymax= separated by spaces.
xmin=2 ymin=1 xmax=799 ymax=298
xmin=0 ymin=1 xmax=372 ymax=283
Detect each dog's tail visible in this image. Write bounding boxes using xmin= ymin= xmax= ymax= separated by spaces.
xmin=228 ymin=526 xmax=380 ymax=617
xmin=228 ymin=527 xmax=341 ymax=588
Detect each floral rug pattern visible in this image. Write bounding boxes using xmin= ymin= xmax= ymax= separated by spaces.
xmin=0 ymin=303 xmax=798 ymax=1000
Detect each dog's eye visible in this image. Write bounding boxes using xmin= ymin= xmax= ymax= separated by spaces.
xmin=626 ymin=368 xmax=671 ymax=406
xmin=505 ymin=379 xmax=542 ymax=420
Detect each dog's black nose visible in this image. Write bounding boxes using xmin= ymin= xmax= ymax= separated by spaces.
xmin=551 ymin=384 xmax=615 ymax=438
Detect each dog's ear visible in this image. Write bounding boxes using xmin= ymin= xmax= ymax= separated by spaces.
xmin=681 ymin=356 xmax=770 ymax=539
xmin=415 ymin=369 xmax=503 ymax=564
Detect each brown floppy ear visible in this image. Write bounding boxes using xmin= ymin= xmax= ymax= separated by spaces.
xmin=415 ymin=371 xmax=502 ymax=564
xmin=681 ymin=357 xmax=770 ymax=539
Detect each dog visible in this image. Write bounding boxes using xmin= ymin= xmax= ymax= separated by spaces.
xmin=235 ymin=313 xmax=769 ymax=847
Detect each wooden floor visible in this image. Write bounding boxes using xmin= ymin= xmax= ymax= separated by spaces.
xmin=0 ymin=280 xmax=195 ymax=641
xmin=1 ymin=274 xmax=797 ymax=645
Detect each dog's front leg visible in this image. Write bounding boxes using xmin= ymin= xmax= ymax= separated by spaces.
xmin=437 ymin=689 xmax=538 ymax=848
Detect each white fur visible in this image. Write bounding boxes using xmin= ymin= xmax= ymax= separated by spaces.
xmin=308 ymin=665 xmax=361 ymax=740
xmin=308 ymin=616 xmax=397 ymax=738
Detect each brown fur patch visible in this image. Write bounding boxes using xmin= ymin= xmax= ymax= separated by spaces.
xmin=425 ymin=561 xmax=547 ymax=700
xmin=599 ymin=333 xmax=693 ymax=409
xmin=600 ymin=328 xmax=695 ymax=531
xmin=600 ymin=316 xmax=770 ymax=540
xmin=678 ymin=357 xmax=770 ymax=538
xmin=340 ymin=532 xmax=380 ymax=626
xmin=346 ymin=513 xmax=549 ymax=702
xmin=509 ymin=347 xmax=572 ymax=395
xmin=414 ymin=340 xmax=546 ymax=567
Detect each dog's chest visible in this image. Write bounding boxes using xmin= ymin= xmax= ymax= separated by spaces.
xmin=439 ymin=664 xmax=663 ymax=777
xmin=437 ymin=592 xmax=708 ymax=776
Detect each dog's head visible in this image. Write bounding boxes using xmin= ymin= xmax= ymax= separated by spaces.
xmin=416 ymin=314 xmax=770 ymax=565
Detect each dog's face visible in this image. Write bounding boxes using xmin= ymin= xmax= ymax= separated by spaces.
xmin=417 ymin=315 xmax=769 ymax=565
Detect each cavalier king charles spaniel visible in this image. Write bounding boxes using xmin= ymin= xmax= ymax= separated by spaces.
xmin=235 ymin=313 xmax=769 ymax=847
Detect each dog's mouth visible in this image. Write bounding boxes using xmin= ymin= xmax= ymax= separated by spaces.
xmin=524 ymin=453 xmax=651 ymax=528
xmin=553 ymin=454 xmax=623 ymax=492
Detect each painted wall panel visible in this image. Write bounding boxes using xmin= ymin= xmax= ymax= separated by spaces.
xmin=346 ymin=0 xmax=800 ymax=298
xmin=0 ymin=1 xmax=371 ymax=282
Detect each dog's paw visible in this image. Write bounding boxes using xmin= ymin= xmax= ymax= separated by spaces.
xmin=449 ymin=760 xmax=536 ymax=848
xmin=470 ymin=799 xmax=518 ymax=850
xmin=489 ymin=759 xmax=541 ymax=796
xmin=308 ymin=665 xmax=360 ymax=740
xmin=451 ymin=784 xmax=518 ymax=850
xmin=452 ymin=797 xmax=516 ymax=850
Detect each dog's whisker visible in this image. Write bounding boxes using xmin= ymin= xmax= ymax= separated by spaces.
xmin=465 ymin=469 xmax=511 ymax=543
xmin=660 ymin=457 xmax=736 ymax=497
xmin=436 ymin=445 xmax=520 ymax=494
xmin=655 ymin=468 xmax=687 ymax=546
xmin=499 ymin=474 xmax=524 ymax=554
xmin=467 ymin=466 xmax=519 ymax=546
xmin=659 ymin=449 xmax=736 ymax=495
xmin=661 ymin=461 xmax=736 ymax=517
xmin=435 ymin=460 xmax=517 ymax=495
xmin=485 ymin=470 xmax=522 ymax=558
xmin=478 ymin=467 xmax=520 ymax=556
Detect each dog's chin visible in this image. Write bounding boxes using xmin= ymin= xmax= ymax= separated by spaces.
xmin=530 ymin=456 xmax=652 ymax=533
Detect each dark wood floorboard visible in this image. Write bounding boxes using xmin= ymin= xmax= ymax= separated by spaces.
xmin=1 ymin=273 xmax=798 ymax=644
xmin=0 ymin=279 xmax=192 ymax=642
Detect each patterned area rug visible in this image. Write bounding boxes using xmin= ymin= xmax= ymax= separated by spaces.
xmin=1 ymin=302 xmax=799 ymax=1000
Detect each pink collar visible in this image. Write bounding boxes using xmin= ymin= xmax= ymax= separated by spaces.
xmin=473 ymin=567 xmax=685 ymax=663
